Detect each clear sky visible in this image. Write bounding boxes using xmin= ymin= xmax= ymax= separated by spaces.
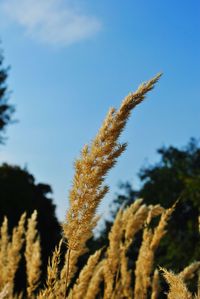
xmin=0 ymin=0 xmax=199 ymax=221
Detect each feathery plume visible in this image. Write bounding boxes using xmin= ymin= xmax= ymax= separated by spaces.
xmin=161 ymin=267 xmax=192 ymax=299
xmin=38 ymin=239 xmax=63 ymax=299
xmin=85 ymin=261 xmax=104 ymax=299
xmin=179 ymin=262 xmax=200 ymax=281
xmin=0 ymin=284 xmax=8 ymax=299
xmin=103 ymin=209 xmax=123 ymax=299
xmin=151 ymin=269 xmax=160 ymax=299
xmin=120 ymin=243 xmax=132 ymax=299
xmin=150 ymin=203 xmax=176 ymax=251
xmin=6 ymin=213 xmax=26 ymax=294
xmin=71 ymin=249 xmax=102 ymax=299
xmin=63 ymin=73 xmax=162 ymax=280
xmin=146 ymin=204 xmax=164 ymax=225
xmin=134 ymin=227 xmax=154 ymax=299
xmin=25 ymin=211 xmax=41 ymax=298
xmin=0 ymin=217 xmax=9 ymax=290
xmin=124 ymin=201 xmax=149 ymax=244
xmin=134 ymin=203 xmax=174 ymax=299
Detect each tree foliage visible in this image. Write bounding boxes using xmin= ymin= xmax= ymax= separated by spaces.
xmin=137 ymin=138 xmax=200 ymax=271
xmin=0 ymin=163 xmax=61 ymax=289
xmin=99 ymin=139 xmax=200 ymax=272
xmin=0 ymin=45 xmax=15 ymax=143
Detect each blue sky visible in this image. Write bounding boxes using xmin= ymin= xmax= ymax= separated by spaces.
xmin=0 ymin=0 xmax=199 ymax=221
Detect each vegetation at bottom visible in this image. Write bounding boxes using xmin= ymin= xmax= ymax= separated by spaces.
xmin=0 ymin=73 xmax=199 ymax=299
xmin=97 ymin=138 xmax=200 ymax=273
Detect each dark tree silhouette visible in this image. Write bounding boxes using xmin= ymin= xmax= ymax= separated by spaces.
xmin=137 ymin=139 xmax=200 ymax=271
xmin=97 ymin=139 xmax=200 ymax=273
xmin=0 ymin=45 xmax=15 ymax=143
xmin=0 ymin=163 xmax=61 ymax=290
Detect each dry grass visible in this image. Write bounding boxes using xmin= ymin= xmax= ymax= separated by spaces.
xmin=0 ymin=74 xmax=199 ymax=298
xmin=25 ymin=211 xmax=41 ymax=298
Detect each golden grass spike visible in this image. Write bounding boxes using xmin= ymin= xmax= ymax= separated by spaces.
xmin=6 ymin=213 xmax=26 ymax=295
xmin=38 ymin=239 xmax=63 ymax=299
xmin=146 ymin=204 xmax=164 ymax=225
xmin=151 ymin=269 xmax=160 ymax=299
xmin=150 ymin=203 xmax=175 ymax=251
xmin=103 ymin=209 xmax=123 ymax=299
xmin=25 ymin=211 xmax=41 ymax=298
xmin=161 ymin=267 xmax=192 ymax=299
xmin=85 ymin=261 xmax=104 ymax=299
xmin=0 ymin=284 xmax=9 ymax=299
xmin=134 ymin=227 xmax=153 ymax=299
xmin=0 ymin=217 xmax=9 ymax=290
xmin=179 ymin=262 xmax=200 ymax=281
xmin=63 ymin=73 xmax=161 ymax=280
xmin=12 ymin=293 xmax=23 ymax=299
xmin=124 ymin=201 xmax=149 ymax=244
xmin=120 ymin=243 xmax=132 ymax=299
xmin=71 ymin=249 xmax=102 ymax=299
xmin=134 ymin=203 xmax=174 ymax=299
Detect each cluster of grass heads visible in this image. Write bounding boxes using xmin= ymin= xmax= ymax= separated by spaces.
xmin=0 ymin=75 xmax=199 ymax=298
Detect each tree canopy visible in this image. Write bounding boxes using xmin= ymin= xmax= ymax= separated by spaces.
xmin=0 ymin=163 xmax=61 ymax=289
xmin=98 ymin=139 xmax=200 ymax=272
xmin=0 ymin=45 xmax=15 ymax=143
